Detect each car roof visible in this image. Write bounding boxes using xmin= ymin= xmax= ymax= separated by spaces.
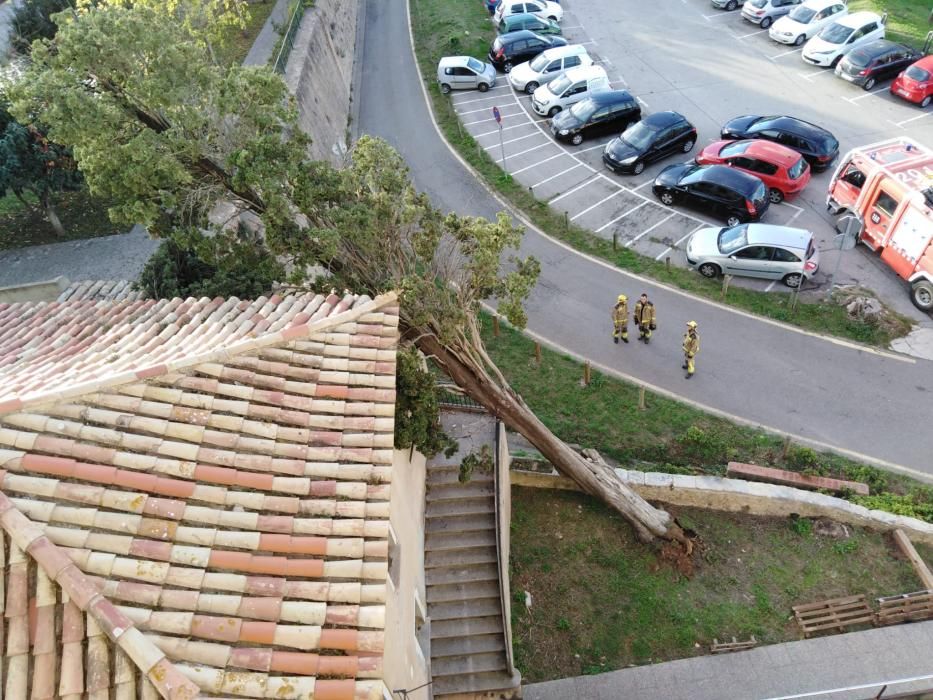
xmin=499 ymin=29 xmax=541 ymax=42
xmin=834 ymin=11 xmax=881 ymax=27
xmin=539 ymin=44 xmax=588 ymax=59
xmin=502 ymin=12 xmax=544 ymax=23
xmin=851 ymin=39 xmax=906 ymax=57
xmin=589 ymin=89 xmax=633 ymax=105
xmin=439 ymin=56 xmax=474 ymax=67
xmin=914 ymin=56 xmax=933 ymax=71
xmin=642 ymin=111 xmax=689 ymax=128
xmin=800 ymin=0 xmax=842 ymax=8
xmin=759 ymin=115 xmax=831 ymax=139
xmin=745 ymin=224 xmax=811 ymax=250
xmin=695 ymin=165 xmax=762 ymax=194
xmin=562 ymin=64 xmax=608 ymax=81
xmin=742 ymin=140 xmax=802 ymax=166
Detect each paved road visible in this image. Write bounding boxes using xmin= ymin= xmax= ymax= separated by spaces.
xmin=355 ymin=0 xmax=933 ymax=476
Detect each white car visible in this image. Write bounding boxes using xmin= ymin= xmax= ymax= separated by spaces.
xmin=532 ymin=65 xmax=610 ymax=117
xmin=769 ymin=0 xmax=847 ymax=46
xmin=508 ymin=45 xmax=591 ymax=93
xmin=495 ymin=0 xmax=563 ymax=24
xmin=801 ymin=11 xmax=885 ymax=67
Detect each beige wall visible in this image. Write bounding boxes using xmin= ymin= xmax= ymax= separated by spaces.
xmin=495 ymin=421 xmax=515 ymax=676
xmin=0 ymin=277 xmax=68 ymax=303
xmin=383 ymin=447 xmax=431 ymax=699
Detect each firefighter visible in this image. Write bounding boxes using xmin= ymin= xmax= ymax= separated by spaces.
xmin=633 ymin=293 xmax=656 ymax=343
xmin=682 ymin=321 xmax=699 ymax=379
xmin=611 ymin=294 xmax=629 ymax=344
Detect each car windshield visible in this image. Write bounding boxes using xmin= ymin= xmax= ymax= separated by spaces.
xmin=749 ymin=0 xmax=767 ymax=7
xmin=621 ymin=122 xmax=658 ymax=150
xmin=548 ymin=74 xmax=572 ymax=95
xmin=846 ymin=49 xmax=873 ymax=67
xmin=570 ymin=98 xmax=596 ymax=120
xmin=718 ymin=225 xmax=749 ymax=255
xmin=788 ymin=157 xmax=807 ymax=180
xmin=906 ymin=65 xmax=932 ymax=82
xmin=818 ymin=22 xmax=853 ymax=44
xmin=788 ymin=5 xmax=816 ymax=22
xmin=529 ymin=53 xmax=550 ymax=72
xmin=719 ymin=141 xmax=752 ymax=157
xmin=467 ymin=57 xmax=485 ymax=73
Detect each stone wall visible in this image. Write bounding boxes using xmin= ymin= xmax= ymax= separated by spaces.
xmin=284 ymin=0 xmax=359 ymax=165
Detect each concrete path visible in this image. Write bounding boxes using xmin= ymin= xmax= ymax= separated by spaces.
xmin=243 ymin=0 xmax=292 ymax=67
xmin=524 ymin=621 xmax=933 ymax=700
xmin=354 ymin=0 xmax=933 ymax=477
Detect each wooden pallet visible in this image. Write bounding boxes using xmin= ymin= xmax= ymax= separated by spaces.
xmin=876 ymin=590 xmax=933 ymax=626
xmin=710 ymin=636 xmax=758 ymax=654
xmin=792 ymin=594 xmax=874 ymax=637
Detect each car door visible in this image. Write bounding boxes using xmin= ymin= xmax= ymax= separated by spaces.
xmin=460 ymin=66 xmax=480 ymax=89
xmin=746 ymin=157 xmax=779 ymax=187
xmin=771 ymin=246 xmax=803 ymax=279
xmin=684 ymin=181 xmax=718 ymax=214
xmin=544 ymin=58 xmax=563 ymax=78
xmin=727 ymin=245 xmax=776 ymax=279
xmin=882 ymin=49 xmax=908 ymax=81
xmin=563 ymin=54 xmax=583 ymax=71
xmin=608 ymin=100 xmax=638 ymax=134
xmin=647 ymin=127 xmax=674 ymax=163
xmin=584 ymin=106 xmax=611 ymax=137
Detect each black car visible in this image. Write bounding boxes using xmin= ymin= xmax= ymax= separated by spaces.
xmin=720 ymin=115 xmax=838 ymax=171
xmin=550 ymin=90 xmax=641 ymax=146
xmin=652 ymin=163 xmax=770 ymax=226
xmin=488 ymin=30 xmax=567 ymax=73
xmin=602 ymin=111 xmax=697 ymax=175
xmin=836 ymin=40 xmax=922 ymax=91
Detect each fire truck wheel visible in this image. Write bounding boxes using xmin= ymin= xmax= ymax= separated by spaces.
xmin=910 ymin=280 xmax=933 ymax=312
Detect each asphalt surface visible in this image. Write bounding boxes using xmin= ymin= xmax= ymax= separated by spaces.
xmin=356 ymin=0 xmax=933 ymax=475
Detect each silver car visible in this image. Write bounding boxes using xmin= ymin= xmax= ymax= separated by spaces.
xmin=711 ymin=0 xmax=745 ymax=10
xmin=685 ymin=223 xmax=820 ymax=287
xmin=437 ymin=56 xmax=497 ymax=94
xmin=742 ymin=0 xmax=802 ymax=29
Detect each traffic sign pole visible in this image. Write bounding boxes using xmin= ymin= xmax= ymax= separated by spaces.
xmin=492 ymin=106 xmax=506 ymax=169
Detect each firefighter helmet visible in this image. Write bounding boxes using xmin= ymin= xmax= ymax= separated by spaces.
xmin=686 ymin=320 xmax=698 ymax=329
xmin=617 ymin=294 xmax=627 ymax=302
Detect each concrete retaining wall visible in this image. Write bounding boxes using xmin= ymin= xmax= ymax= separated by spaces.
xmin=512 ymin=468 xmax=933 ymax=546
xmin=284 ymin=0 xmax=359 ymax=165
xmin=0 ymin=276 xmax=69 ymax=303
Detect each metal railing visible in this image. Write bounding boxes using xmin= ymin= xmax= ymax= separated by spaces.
xmin=436 ymin=384 xmax=485 ymax=412
xmin=272 ymin=0 xmax=306 ymax=75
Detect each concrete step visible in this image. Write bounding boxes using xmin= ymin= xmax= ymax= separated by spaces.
xmin=426 ymin=563 xmax=499 ymax=586
xmin=425 ymin=512 xmax=496 ymax=534
xmin=426 ymin=466 xmax=494 ymax=486
xmin=432 ymin=670 xmax=520 ymax=697
xmin=426 ymin=529 xmax=497 ymax=553
xmin=428 ymin=596 xmax=502 ymax=621
xmin=431 ymin=633 xmax=506 ymax=658
xmin=431 ymin=651 xmax=508 ymax=678
xmin=427 ymin=478 xmax=495 ymax=501
xmin=427 ymin=579 xmax=501 ymax=604
xmin=425 ymin=545 xmax=498 ymax=569
xmin=425 ymin=495 xmax=494 ymax=519
xmin=430 ymin=614 xmax=504 ymax=639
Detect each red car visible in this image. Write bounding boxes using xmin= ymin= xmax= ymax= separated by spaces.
xmin=891 ymin=55 xmax=933 ymax=108
xmin=695 ymin=139 xmax=810 ymax=203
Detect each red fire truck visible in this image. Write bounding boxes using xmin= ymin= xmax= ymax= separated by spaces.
xmin=826 ymin=137 xmax=933 ymax=312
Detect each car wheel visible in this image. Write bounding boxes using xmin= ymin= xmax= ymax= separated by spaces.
xmin=783 ymin=272 xmax=803 ymax=288
xmin=920 ymin=95 xmax=933 ymax=108
xmin=911 ymin=280 xmax=933 ymax=312
xmin=793 ymin=34 xmax=805 ymax=46
xmin=659 ymin=191 xmax=675 ymax=206
xmin=760 ymin=16 xmax=772 ymax=29
xmin=769 ymin=188 xmax=784 ymax=204
xmin=548 ymin=15 xmax=558 ymax=20
xmin=681 ymin=139 xmax=694 ymax=153
xmin=548 ymin=106 xmax=561 ymax=117
xmin=698 ymin=262 xmax=721 ymax=279
xmin=633 ymin=161 xmax=645 ymax=175
xmin=726 ymin=215 xmax=742 ymax=227
xmin=525 ymin=81 xmax=539 ymax=95
xmin=571 ymin=133 xmax=584 ymax=145
xmin=725 ymin=0 xmax=737 ymax=9
xmin=830 ymin=56 xmax=841 ymax=69
xmin=863 ymin=77 xmax=876 ymax=91
xmin=478 ymin=82 xmax=490 ymax=92
xmin=503 ymin=61 xmax=513 ymax=73
xmin=441 ymin=83 xmax=451 ymax=95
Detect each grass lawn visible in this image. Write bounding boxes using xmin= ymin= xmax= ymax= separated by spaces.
xmin=214 ymin=0 xmax=280 ymax=66
xmin=0 ymin=190 xmax=121 ymax=251
xmin=849 ymin=0 xmax=932 ymax=47
xmin=408 ymin=0 xmax=915 ymax=347
xmin=510 ymin=486 xmax=932 ymax=681
xmin=481 ymin=314 xmax=933 ymax=521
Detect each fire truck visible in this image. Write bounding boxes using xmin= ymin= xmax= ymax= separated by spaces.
xmin=826 ymin=137 xmax=933 ymax=312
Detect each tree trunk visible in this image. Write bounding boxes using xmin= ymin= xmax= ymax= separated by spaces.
xmin=416 ymin=332 xmax=686 ymax=545
xmin=43 ymin=194 xmax=67 ymax=238
xmin=12 ymin=189 xmax=39 ymax=214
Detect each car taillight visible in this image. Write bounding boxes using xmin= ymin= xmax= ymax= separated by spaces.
xmin=746 ymin=200 xmax=756 ymax=215
xmin=804 ymin=260 xmax=817 ymax=271
xmin=496 ymin=48 xmax=505 ymax=59
xmin=817 ymin=153 xmax=831 ymax=162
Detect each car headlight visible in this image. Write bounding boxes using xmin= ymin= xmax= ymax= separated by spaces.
xmin=810 ymin=50 xmax=833 ymax=55
xmin=559 ymin=129 xmax=569 ymax=136
xmin=620 ymin=156 xmax=638 ymax=164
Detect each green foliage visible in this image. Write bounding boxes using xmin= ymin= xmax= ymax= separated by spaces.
xmin=852 ymin=491 xmax=933 ymax=523
xmin=786 ymin=446 xmax=820 ymax=471
xmin=833 ymin=539 xmax=859 ymax=555
xmin=790 ymin=517 xmax=813 ymax=537
xmin=675 ymin=425 xmax=728 ymax=465
xmin=394 ymin=348 xmax=457 ymax=459
xmin=840 ymin=464 xmax=888 ymax=493
xmin=10 ymin=0 xmax=72 ymax=53
xmin=459 ymin=444 xmax=492 ymax=483
xmin=134 ymin=235 xmax=280 ymax=300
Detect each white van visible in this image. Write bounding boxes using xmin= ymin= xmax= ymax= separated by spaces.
xmin=531 ymin=65 xmax=610 ymax=116
xmin=508 ymin=44 xmax=591 ymax=93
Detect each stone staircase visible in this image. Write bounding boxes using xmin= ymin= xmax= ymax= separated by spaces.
xmin=425 ymin=441 xmax=520 ymax=698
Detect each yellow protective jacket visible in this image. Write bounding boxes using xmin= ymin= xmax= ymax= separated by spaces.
xmin=682 ymin=332 xmax=699 ymax=357
xmin=612 ymin=301 xmax=628 ymax=325
xmin=634 ymin=300 xmax=655 ymax=327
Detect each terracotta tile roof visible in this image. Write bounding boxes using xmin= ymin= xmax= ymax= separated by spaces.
xmin=57 ymin=280 xmax=146 ymax=304
xmin=0 ymin=291 xmax=400 ymax=700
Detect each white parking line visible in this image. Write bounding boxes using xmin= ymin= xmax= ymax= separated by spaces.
xmin=549 ymin=173 xmax=602 ymax=204
xmin=769 ymin=47 xmax=800 ymax=59
xmin=515 ymin=151 xmax=573 ymax=176
xmin=625 ymin=213 xmax=675 ymax=247
xmin=494 ymin=141 xmax=551 ymax=163
xmin=764 ymin=280 xmax=777 ymax=292
xmin=633 ymin=180 xmax=654 ymax=191
xmin=737 ymin=28 xmax=769 ymax=38
xmin=798 ymin=68 xmax=832 ymax=81
xmin=896 ymin=111 xmax=933 ymax=127
xmin=493 ymin=131 xmax=545 ymax=147
xmin=462 ymin=114 xmax=532 ymax=126
xmin=844 ymin=86 xmax=890 ymax=103
xmin=453 ymin=93 xmax=511 ymax=106
xmin=561 ymin=24 xmax=583 ymax=29
xmin=703 ymin=12 xmax=733 ymax=19
xmin=654 ymin=224 xmax=704 ymax=261
xmin=637 ymin=97 xmax=650 ymax=108
xmin=577 ymin=41 xmax=597 ymax=45
xmin=594 ymin=201 xmax=648 ymax=233
xmin=529 ymin=162 xmax=584 ymax=188
xmin=458 ymin=103 xmax=524 ymax=116
xmin=474 ymin=122 xmax=535 ymax=137
xmin=451 ymin=85 xmax=510 ymax=102
xmin=570 ymin=190 xmax=624 ymax=222
xmin=578 ymin=141 xmax=611 ymax=154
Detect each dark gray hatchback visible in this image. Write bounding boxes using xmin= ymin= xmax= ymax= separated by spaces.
xmin=550 ymin=90 xmax=641 ymax=146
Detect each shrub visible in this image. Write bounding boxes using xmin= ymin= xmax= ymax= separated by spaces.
xmin=675 ymin=425 xmax=728 ymax=465
xmin=394 ymin=348 xmax=457 ymax=459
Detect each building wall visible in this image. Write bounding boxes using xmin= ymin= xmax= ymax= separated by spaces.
xmin=284 ymin=0 xmax=360 ymax=166
xmin=495 ymin=421 xmax=516 ymax=675
xmin=383 ymin=447 xmax=431 ymax=698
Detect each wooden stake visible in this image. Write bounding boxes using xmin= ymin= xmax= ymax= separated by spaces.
xmin=493 ymin=316 xmax=500 ymax=337
xmin=613 ymin=233 xmax=618 ymax=250
xmin=534 ymin=342 xmax=541 ymax=366
xmin=721 ymin=274 xmax=732 ymax=299
xmin=665 ymin=256 xmax=671 ymax=270
xmin=638 ymin=386 xmax=646 ymax=411
xmin=564 ymin=211 xmax=569 ymax=231
xmin=583 ymin=361 xmax=591 ymax=386
xmin=781 ymin=435 xmax=792 ymax=459
xmin=892 ymin=529 xmax=933 ymax=590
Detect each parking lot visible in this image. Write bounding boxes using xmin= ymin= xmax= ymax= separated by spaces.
xmin=450 ymin=0 xmax=933 ymax=312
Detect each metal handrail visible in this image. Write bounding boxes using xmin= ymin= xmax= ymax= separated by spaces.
xmin=272 ymin=0 xmax=306 ymax=75
xmin=492 ymin=418 xmax=516 ymax=676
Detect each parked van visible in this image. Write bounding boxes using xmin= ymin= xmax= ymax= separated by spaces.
xmin=508 ymin=44 xmax=590 ymax=93
xmin=531 ymin=64 xmax=609 ymax=116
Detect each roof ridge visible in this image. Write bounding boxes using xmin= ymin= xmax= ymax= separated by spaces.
xmin=0 ymin=291 xmax=399 ymax=418
xmin=0 ymin=490 xmax=203 ymax=699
